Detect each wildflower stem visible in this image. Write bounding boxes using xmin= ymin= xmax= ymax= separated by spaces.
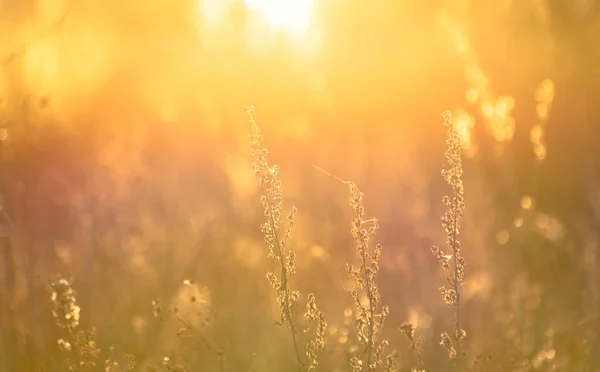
xmin=273 ymin=229 xmax=304 ymax=371
xmin=64 ymin=320 xmax=82 ymax=370
xmin=432 ymin=111 xmax=466 ymax=370
xmin=355 ymin=209 xmax=376 ymax=370
xmin=248 ymin=106 xmax=304 ymax=371
xmin=344 ymin=181 xmax=389 ymax=371
xmin=447 ymin=110 xmax=465 ymax=371
xmin=451 ymin=203 xmax=462 ymax=372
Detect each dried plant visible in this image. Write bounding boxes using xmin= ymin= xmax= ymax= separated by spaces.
xmin=248 ymin=106 xmax=326 ymax=371
xmin=104 ymin=347 xmax=136 ymax=372
xmin=343 ymin=181 xmax=394 ymax=371
xmin=50 ymin=277 xmax=101 ymax=371
xmin=383 ymin=351 xmax=399 ymax=372
xmin=151 ymin=294 xmax=224 ymax=371
xmin=312 ymin=163 xmax=397 ymax=371
xmin=399 ymin=322 xmax=425 ymax=371
xmin=430 ymin=110 xmax=466 ymax=371
xmin=162 ymin=355 xmax=191 ymax=372
xmin=305 ymin=293 xmax=327 ymax=371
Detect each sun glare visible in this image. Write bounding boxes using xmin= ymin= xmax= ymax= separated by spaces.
xmin=244 ymin=0 xmax=315 ymax=37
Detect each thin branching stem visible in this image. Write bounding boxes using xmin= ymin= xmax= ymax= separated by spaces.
xmin=248 ymin=106 xmax=305 ymax=371
xmin=451 ymin=196 xmax=462 ymax=372
xmin=355 ymin=209 xmax=376 ymax=370
xmin=273 ymin=228 xmax=304 ymax=370
xmin=432 ymin=111 xmax=466 ymax=371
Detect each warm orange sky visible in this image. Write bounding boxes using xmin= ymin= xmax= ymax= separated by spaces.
xmin=0 ymin=0 xmax=591 ymax=185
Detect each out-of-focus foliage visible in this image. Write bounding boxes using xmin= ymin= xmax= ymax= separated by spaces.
xmin=0 ymin=0 xmax=599 ymax=370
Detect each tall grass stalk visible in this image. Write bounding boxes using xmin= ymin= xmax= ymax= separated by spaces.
xmin=431 ymin=111 xmax=466 ymax=371
xmin=50 ymin=277 xmax=101 ymax=371
xmin=313 ymin=165 xmax=394 ymax=371
xmin=249 ymin=107 xmax=327 ymax=371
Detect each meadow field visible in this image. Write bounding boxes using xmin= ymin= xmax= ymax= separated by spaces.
xmin=0 ymin=0 xmax=599 ymax=370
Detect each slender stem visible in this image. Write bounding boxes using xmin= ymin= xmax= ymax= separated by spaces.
xmin=451 ymin=192 xmax=461 ymax=372
xmin=273 ymin=228 xmax=304 ymax=371
xmin=362 ymin=253 xmax=375 ymax=371
xmin=356 ymin=210 xmax=376 ymax=371
xmin=64 ymin=322 xmax=81 ymax=370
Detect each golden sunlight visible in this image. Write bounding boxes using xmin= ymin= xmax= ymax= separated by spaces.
xmin=244 ymin=0 xmax=315 ymax=37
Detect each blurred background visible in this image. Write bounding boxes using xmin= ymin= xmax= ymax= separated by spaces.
xmin=0 ymin=0 xmax=599 ymax=370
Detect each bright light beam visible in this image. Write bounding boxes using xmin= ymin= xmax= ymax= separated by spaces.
xmin=244 ymin=0 xmax=315 ymax=37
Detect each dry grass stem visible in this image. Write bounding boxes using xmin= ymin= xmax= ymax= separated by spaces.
xmin=430 ymin=110 xmax=466 ymax=371
xmin=249 ymin=106 xmax=327 ymax=371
